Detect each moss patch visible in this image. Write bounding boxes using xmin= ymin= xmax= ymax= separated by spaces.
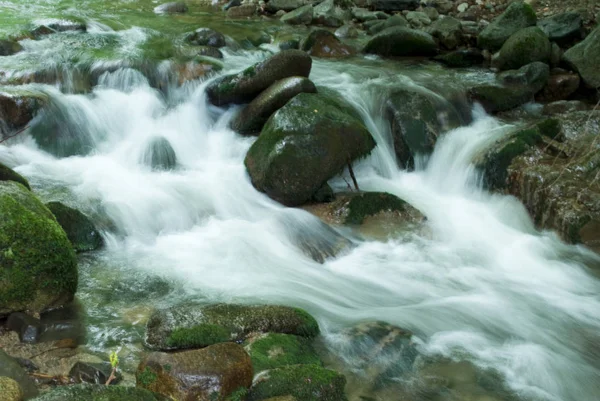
xmin=0 ymin=163 xmax=30 ymax=190
xmin=246 ymin=333 xmax=322 ymax=373
xmin=344 ymin=192 xmax=409 ymax=225
xmin=166 ymin=324 xmax=231 ymax=349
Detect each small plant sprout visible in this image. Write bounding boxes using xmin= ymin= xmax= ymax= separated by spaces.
xmin=105 ymin=349 xmax=120 ymax=385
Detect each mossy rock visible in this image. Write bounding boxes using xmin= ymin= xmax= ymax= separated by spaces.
xmin=0 ymin=39 xmax=23 ymax=56
xmin=497 ymin=27 xmax=551 ymax=71
xmin=244 ymin=92 xmax=376 ymax=206
xmin=248 ymin=365 xmax=347 ymax=401
xmin=0 ymin=162 xmax=30 ymax=190
xmin=433 ymin=49 xmax=483 ymax=68
xmin=364 ymin=27 xmax=437 ymax=57
xmin=366 ymin=15 xmax=409 ymax=35
xmin=343 ymin=192 xmax=412 ymax=225
xmin=31 ymin=384 xmax=164 ymax=400
xmin=563 ymin=24 xmax=600 ymax=88
xmin=45 ymin=202 xmax=103 ymax=253
xmin=281 ymin=4 xmax=314 ymax=25
xmin=206 ymin=50 xmax=312 ymax=106
xmin=477 ymin=1 xmax=537 ymax=51
xmin=145 ymin=303 xmax=320 ymax=351
xmin=0 ymin=351 xmax=38 ymax=399
xmin=244 ymin=333 xmax=322 ymax=373
xmin=301 ymin=29 xmax=355 ymax=58
xmin=186 ymin=28 xmax=226 ymax=48
xmin=468 ymin=84 xmax=533 ymax=113
xmin=0 ymin=181 xmax=78 ymax=316
xmin=0 ymin=377 xmax=23 ymax=401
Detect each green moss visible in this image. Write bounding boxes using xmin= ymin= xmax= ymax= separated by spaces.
xmin=246 ymin=333 xmax=322 ymax=373
xmin=344 ymin=192 xmax=408 ymax=225
xmin=166 ymin=324 xmax=231 ymax=349
xmin=137 ymin=367 xmax=158 ymax=387
xmin=139 ymin=35 xmax=177 ymax=61
xmin=226 ymin=387 xmax=249 ymax=401
xmin=0 ymin=163 xmax=30 ymax=190
xmin=31 ymin=383 xmax=162 ymax=401
xmin=0 ymin=182 xmax=77 ymax=316
xmin=497 ymin=27 xmax=551 ymax=70
xmin=292 ymin=308 xmax=320 ymax=337
xmin=248 ymin=365 xmax=347 ymax=401
xmin=535 ymin=118 xmax=561 ymax=141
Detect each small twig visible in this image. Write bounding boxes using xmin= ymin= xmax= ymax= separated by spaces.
xmin=105 ymin=368 xmax=117 ymax=386
xmin=0 ymin=125 xmax=30 ymax=144
xmin=347 ymin=162 xmax=359 ymax=191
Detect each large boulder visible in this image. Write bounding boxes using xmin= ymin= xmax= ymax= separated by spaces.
xmin=145 ymin=303 xmax=320 ymax=350
xmin=477 ymin=1 xmax=537 ymax=51
xmin=142 ymin=136 xmax=177 ymax=170
xmin=364 ymin=27 xmax=437 ymax=57
xmin=0 ymin=39 xmax=22 ymax=56
xmin=427 ymin=16 xmax=462 ymax=50
xmin=244 ymin=93 xmax=376 ymax=206
xmin=369 ymin=0 xmax=419 ymax=12
xmin=244 ymin=333 xmax=322 ymax=373
xmin=498 ymin=61 xmax=550 ymax=94
xmin=45 ymin=202 xmax=103 ymax=253
xmin=496 ymin=27 xmax=551 ymax=71
xmin=185 ymin=28 xmax=226 ymax=47
xmin=563 ymin=25 xmax=600 ymax=88
xmin=281 ymin=4 xmax=313 ymax=25
xmin=0 ymin=181 xmax=77 ymax=317
xmin=248 ymin=365 xmax=347 ymax=401
xmin=301 ymin=30 xmax=355 ymax=58
xmin=154 ymin=1 xmax=188 ymax=13
xmin=137 ymin=343 xmax=253 ymax=401
xmin=0 ymin=350 xmax=38 ymax=399
xmin=537 ymin=11 xmax=582 ymax=46
xmin=0 ymin=163 xmax=30 ymax=190
xmin=231 ymin=77 xmax=317 ymax=135
xmin=31 ymin=384 xmax=163 ymax=400
xmin=206 ymin=50 xmax=312 ymax=106
xmin=386 ymin=88 xmax=461 ymax=169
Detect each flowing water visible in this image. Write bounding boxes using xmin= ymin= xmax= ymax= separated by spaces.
xmin=2 ymin=1 xmax=600 ymax=401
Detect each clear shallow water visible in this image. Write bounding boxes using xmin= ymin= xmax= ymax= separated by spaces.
xmin=1 ymin=3 xmax=600 ymax=401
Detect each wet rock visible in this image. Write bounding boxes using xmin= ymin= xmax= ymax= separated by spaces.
xmin=366 ymin=14 xmax=409 ymax=35
xmin=563 ymin=25 xmax=600 ymax=89
xmin=31 ymin=384 xmax=163 ymax=400
xmin=244 ymin=333 xmax=322 ymax=373
xmin=0 ymin=39 xmax=23 ymax=56
xmin=206 ymin=50 xmax=312 ymax=106
xmin=433 ymin=48 xmax=483 ymax=67
xmin=351 ymin=7 xmax=388 ymax=22
xmin=542 ymin=100 xmax=589 ymax=115
xmin=227 ymin=4 xmax=258 ymax=18
xmin=423 ymin=6 xmax=439 ymax=21
xmin=245 ymin=92 xmax=375 ymax=206
xmin=0 ymin=350 xmax=38 ymax=399
xmin=427 ymin=16 xmax=462 ymax=49
xmin=301 ymin=29 xmax=355 ymax=58
xmin=496 ymin=27 xmax=551 ymax=71
xmin=231 ymin=77 xmax=317 ymax=135
xmin=0 ymin=163 xmax=30 ymax=190
xmin=386 ymin=87 xmax=460 ymax=169
xmin=45 ymin=201 xmax=103 ymax=252
xmin=468 ymin=84 xmax=533 ymax=113
xmin=335 ymin=24 xmax=359 ymax=38
xmin=7 ymin=312 xmax=42 ymax=343
xmin=406 ymin=11 xmax=431 ymax=28
xmin=0 ymin=91 xmax=45 ymax=132
xmin=145 ymin=303 xmax=320 ymax=350
xmin=186 ymin=28 xmax=226 ymax=47
xmin=267 ymin=0 xmax=310 ymax=12
xmin=154 ymin=2 xmax=189 ymax=13
xmin=195 ymin=46 xmax=223 ymax=59
xmin=42 ymin=19 xmax=86 ymax=33
xmin=37 ymin=303 xmax=85 ymax=344
xmin=498 ymin=61 xmax=550 ymax=94
xmin=344 ymin=192 xmax=417 ymax=224
xmin=364 ymin=26 xmax=437 ymax=57
xmin=136 ymin=342 xmax=253 ymax=400
xmin=537 ymin=11 xmax=582 ymax=46
xmin=432 ymin=0 xmax=453 ymax=14
xmin=537 ymin=70 xmax=580 ymax=102
xmin=370 ymin=0 xmax=419 ymax=12
xmin=279 ymin=38 xmax=300 ymax=50
xmin=285 ymin=216 xmax=353 ymax=263
xmin=477 ymin=1 xmax=536 ymax=51
xmin=30 ymin=25 xmax=56 ymax=38
xmin=69 ymin=361 xmax=122 ymax=385
xmin=313 ymin=0 xmax=350 ymax=27
xmin=174 ymin=57 xmax=223 ymax=85
xmin=142 ymin=136 xmax=177 ymax=171
xmin=0 ymin=377 xmax=23 ymax=401
xmin=248 ymin=364 xmax=347 ymax=401
xmin=281 ymin=4 xmax=313 ymax=24
xmin=224 ymin=0 xmax=242 ymax=10
xmin=0 ymin=181 xmax=77 ymax=317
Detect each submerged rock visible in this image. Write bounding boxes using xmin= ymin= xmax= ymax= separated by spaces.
xmin=154 ymin=1 xmax=189 ymax=13
xmin=137 ymin=343 xmax=253 ymax=401
xmin=186 ymin=28 xmax=226 ymax=47
xmin=244 ymin=93 xmax=375 ymax=206
xmin=281 ymin=4 xmax=314 ymax=25
xmin=231 ymin=77 xmax=317 ymax=135
xmin=0 ymin=163 xmax=30 ymax=190
xmin=496 ymin=27 xmax=551 ymax=71
xmin=0 ymin=39 xmax=23 ymax=56
xmin=301 ymin=30 xmax=355 ymax=58
xmin=563 ymin=25 xmax=600 ymax=89
xmin=477 ymin=1 xmax=537 ymax=51
xmin=142 ymin=136 xmax=177 ymax=170
xmin=0 ymin=351 xmax=38 ymax=399
xmin=433 ymin=48 xmax=483 ymax=67
xmin=145 ymin=303 xmax=320 ymax=350
xmin=0 ymin=181 xmax=77 ymax=317
xmin=244 ymin=333 xmax=322 ymax=373
xmin=45 ymin=202 xmax=103 ymax=253
xmin=248 ymin=364 xmax=347 ymax=401
xmin=364 ymin=27 xmax=437 ymax=57
xmin=206 ymin=50 xmax=312 ymax=106
xmin=468 ymin=84 xmax=533 ymax=113
xmin=31 ymin=384 xmax=162 ymax=400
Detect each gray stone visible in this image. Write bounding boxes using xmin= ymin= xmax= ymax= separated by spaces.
xmin=477 ymin=1 xmax=537 ymax=50
xmin=537 ymin=11 xmax=583 ymax=45
xmin=281 ymin=4 xmax=313 ymax=24
xmin=428 ymin=16 xmax=462 ymax=49
xmin=364 ymin=26 xmax=437 ymax=57
xmin=563 ymin=25 xmax=600 ymax=88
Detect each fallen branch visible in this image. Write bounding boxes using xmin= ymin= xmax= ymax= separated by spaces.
xmin=347 ymin=162 xmax=359 ymax=191
xmin=0 ymin=125 xmax=30 ymax=145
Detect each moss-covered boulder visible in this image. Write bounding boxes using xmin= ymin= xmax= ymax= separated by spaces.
xmin=45 ymin=202 xmax=103 ymax=253
xmin=386 ymin=88 xmax=461 ymax=169
xmin=0 ymin=377 xmax=22 ymax=401
xmin=31 ymin=384 xmax=163 ymax=400
xmin=231 ymin=77 xmax=317 ymax=136
xmin=563 ymin=25 xmax=600 ymax=89
xmin=206 ymin=50 xmax=312 ymax=106
xmin=248 ymin=365 xmax=347 ymax=401
xmin=137 ymin=343 xmax=253 ymax=401
xmin=281 ymin=4 xmax=314 ymax=25
xmin=0 ymin=181 xmax=78 ymax=316
xmin=364 ymin=27 xmax=437 ymax=57
xmin=498 ymin=61 xmax=550 ymax=94
xmin=142 ymin=136 xmax=177 ymax=171
xmin=0 ymin=163 xmax=30 ymax=190
xmin=366 ymin=15 xmax=409 ymax=35
xmin=0 ymin=39 xmax=23 ymax=56
xmin=537 ymin=11 xmax=582 ymax=46
xmin=186 ymin=28 xmax=226 ymax=47
xmin=496 ymin=27 xmax=551 ymax=71
xmin=145 ymin=303 xmax=320 ymax=351
xmin=427 ymin=16 xmax=462 ymax=50
xmin=468 ymin=84 xmax=533 ymax=113
xmin=433 ymin=48 xmax=483 ymax=67
xmin=301 ymin=30 xmax=355 ymax=58
xmin=245 ymin=333 xmax=322 ymax=373
xmin=244 ymin=93 xmax=375 ymax=206
xmin=343 ymin=192 xmax=414 ymax=224
xmin=477 ymin=1 xmax=537 ymax=51
xmin=0 ymin=350 xmax=38 ymax=399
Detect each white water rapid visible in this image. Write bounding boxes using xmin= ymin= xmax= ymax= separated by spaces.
xmin=1 ymin=49 xmax=600 ymax=401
